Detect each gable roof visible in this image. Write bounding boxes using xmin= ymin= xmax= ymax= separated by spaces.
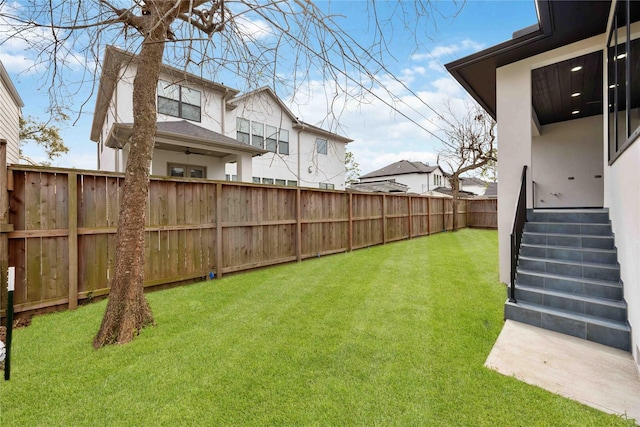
xmin=0 ymin=60 xmax=24 ymax=108
xmin=359 ymin=160 xmax=440 ymax=179
xmin=461 ymin=177 xmax=487 ymax=187
xmin=90 ymin=45 xmax=239 ymax=142
xmin=228 ymin=86 xmax=352 ymax=143
xmin=483 ymin=182 xmax=498 ymax=198
xmin=106 ymin=120 xmax=266 ymax=156
xmin=445 ymin=0 xmax=611 ymax=119
xmin=227 ymin=86 xmax=298 ymax=122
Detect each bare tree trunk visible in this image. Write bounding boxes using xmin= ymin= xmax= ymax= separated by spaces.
xmin=93 ymin=26 xmax=169 ymax=349
xmin=451 ymin=175 xmax=460 ymax=231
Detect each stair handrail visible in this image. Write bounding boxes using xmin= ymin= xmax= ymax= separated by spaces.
xmin=510 ymin=165 xmax=528 ymax=303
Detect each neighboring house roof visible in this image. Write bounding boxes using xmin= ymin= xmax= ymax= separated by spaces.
xmin=445 ymin=0 xmax=611 ymax=120
xmin=461 ymin=177 xmax=487 ymax=187
xmin=431 ymin=186 xmax=476 ymax=198
xmin=105 ymin=120 xmax=266 ymax=156
xmin=348 ymin=180 xmax=409 ymax=193
xmin=483 ymin=182 xmax=498 ymax=198
xmin=0 ymin=61 xmax=24 ymax=108
xmin=228 ymin=86 xmax=352 ymax=143
xmin=359 ymin=160 xmax=440 ymax=179
xmin=90 ymin=45 xmax=240 ymax=142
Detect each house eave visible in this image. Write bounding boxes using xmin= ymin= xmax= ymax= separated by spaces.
xmin=0 ymin=61 xmax=25 ymax=108
xmin=105 ymin=123 xmax=267 ymax=157
xmin=445 ymin=0 xmax=611 ymax=119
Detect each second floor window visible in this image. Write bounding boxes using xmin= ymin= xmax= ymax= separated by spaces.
xmin=316 ymin=138 xmax=328 ymax=155
xmin=158 ymin=81 xmax=201 ymax=122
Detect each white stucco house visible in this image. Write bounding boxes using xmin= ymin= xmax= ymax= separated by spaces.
xmin=90 ymin=46 xmax=351 ymax=189
xmin=357 ymin=160 xmax=449 ymax=194
xmin=0 ymin=60 xmax=24 ymax=164
xmin=447 ymin=0 xmax=639 ymax=364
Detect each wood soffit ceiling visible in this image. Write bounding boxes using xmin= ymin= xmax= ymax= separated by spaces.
xmin=532 ymin=51 xmax=603 ymax=126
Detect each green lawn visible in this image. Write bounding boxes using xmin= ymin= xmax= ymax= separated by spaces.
xmin=0 ymin=229 xmax=633 ymax=425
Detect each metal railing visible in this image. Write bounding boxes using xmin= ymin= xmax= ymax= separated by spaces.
xmin=509 ymin=165 xmax=528 ymax=303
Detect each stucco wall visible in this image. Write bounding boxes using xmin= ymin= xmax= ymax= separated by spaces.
xmin=605 ymin=131 xmax=640 ymax=367
xmin=496 ymin=61 xmax=533 ymax=284
xmin=532 ymin=115 xmax=603 ymax=208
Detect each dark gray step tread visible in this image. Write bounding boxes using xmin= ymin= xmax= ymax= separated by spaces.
xmin=532 ymin=209 xmax=608 ymax=213
xmin=519 ymin=255 xmax=619 ymax=270
xmin=516 ymin=268 xmax=623 ymax=288
xmin=505 ymin=300 xmax=630 ymax=331
xmin=520 ymin=243 xmax=616 ymax=255
xmin=523 ymin=231 xmax=613 ymax=239
xmin=514 ymin=284 xmax=626 ymax=307
xmin=526 ymin=221 xmax=610 ymax=226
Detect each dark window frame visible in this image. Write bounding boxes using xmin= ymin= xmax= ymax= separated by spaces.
xmin=157 ymin=81 xmax=202 ymax=122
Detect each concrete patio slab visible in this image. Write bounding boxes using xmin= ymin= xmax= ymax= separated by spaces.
xmin=486 ymin=320 xmax=640 ymax=424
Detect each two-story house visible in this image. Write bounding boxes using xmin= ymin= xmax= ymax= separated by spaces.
xmin=0 ymin=60 xmax=23 ymax=163
xmin=90 ymin=46 xmax=351 ymax=189
xmin=357 ymin=160 xmax=450 ymax=194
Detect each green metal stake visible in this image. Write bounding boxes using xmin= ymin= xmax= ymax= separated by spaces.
xmin=5 ymin=267 xmax=14 ymax=381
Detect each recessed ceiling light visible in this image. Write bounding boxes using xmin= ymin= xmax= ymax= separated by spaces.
xmin=617 ymin=53 xmax=627 ymax=60
xmin=609 ymin=84 xmax=617 ymax=89
xmin=571 ymin=92 xmax=581 ymax=97
xmin=572 ymin=110 xmax=580 ymax=115
xmin=571 ymin=66 xmax=583 ymax=72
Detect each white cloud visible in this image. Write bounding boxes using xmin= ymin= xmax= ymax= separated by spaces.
xmin=410 ymin=39 xmax=485 ymax=63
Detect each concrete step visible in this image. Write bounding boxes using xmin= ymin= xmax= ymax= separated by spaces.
xmin=527 ymin=209 xmax=610 ymax=224
xmin=513 ymin=284 xmax=627 ymax=322
xmin=515 ymin=269 xmax=623 ymax=300
xmin=524 ymin=222 xmax=612 ymax=236
xmin=520 ymin=243 xmax=618 ymax=265
xmin=522 ymin=232 xmax=615 ymax=250
xmin=518 ymin=256 xmax=620 ymax=282
xmin=504 ymin=300 xmax=630 ymax=351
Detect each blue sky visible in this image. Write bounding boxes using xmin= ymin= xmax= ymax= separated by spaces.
xmin=0 ymin=0 xmax=538 ymax=175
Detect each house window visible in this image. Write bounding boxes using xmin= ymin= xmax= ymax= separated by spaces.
xmin=252 ymin=122 xmax=264 ymax=148
xmin=237 ymin=118 xmax=250 ymax=144
xmin=608 ymin=0 xmax=640 ymax=162
xmin=319 ymin=182 xmax=334 ymax=190
xmin=275 ymin=179 xmax=286 ymax=186
xmin=157 ymin=80 xmax=201 ymax=122
xmin=168 ymin=163 xmax=206 ymax=178
xmin=252 ymin=177 xmax=261 ymax=183
xmin=262 ymin=178 xmax=274 ymax=184
xmin=225 ymin=174 xmax=238 ymax=182
xmin=266 ymin=125 xmax=277 ymax=152
xmin=287 ymin=180 xmax=297 ymax=187
xmin=316 ymin=138 xmax=328 ymax=155
xmin=279 ymin=129 xmax=290 ymax=155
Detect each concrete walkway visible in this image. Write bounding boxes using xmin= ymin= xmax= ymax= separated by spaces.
xmin=486 ymin=320 xmax=640 ymax=424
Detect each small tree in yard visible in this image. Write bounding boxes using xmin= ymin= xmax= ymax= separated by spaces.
xmin=19 ymin=114 xmax=69 ymax=165
xmin=0 ymin=1 xmax=463 ymax=348
xmin=345 ymin=150 xmax=361 ymax=185
xmin=439 ymin=102 xmax=497 ymax=231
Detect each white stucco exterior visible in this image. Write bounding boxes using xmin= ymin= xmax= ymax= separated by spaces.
xmin=92 ymin=47 xmax=350 ymax=188
xmin=493 ymin=14 xmax=640 ymax=364
xmin=532 ymin=115 xmax=604 ymax=208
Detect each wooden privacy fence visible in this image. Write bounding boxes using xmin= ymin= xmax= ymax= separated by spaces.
xmin=0 ymin=163 xmax=495 ymax=320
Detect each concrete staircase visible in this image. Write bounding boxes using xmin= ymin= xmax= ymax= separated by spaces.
xmin=505 ymin=208 xmax=630 ymax=351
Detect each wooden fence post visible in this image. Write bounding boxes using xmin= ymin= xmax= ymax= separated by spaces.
xmin=347 ymin=192 xmax=353 ymax=252
xmin=67 ymin=173 xmax=78 ymax=309
xmin=216 ymin=182 xmax=223 ymax=278
xmin=427 ymin=197 xmax=431 ymax=235
xmin=296 ymin=188 xmax=302 ymax=262
xmin=0 ymin=140 xmax=9 ymax=321
xmin=382 ymin=194 xmax=386 ymax=244
xmin=407 ymin=196 xmax=412 ymax=239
